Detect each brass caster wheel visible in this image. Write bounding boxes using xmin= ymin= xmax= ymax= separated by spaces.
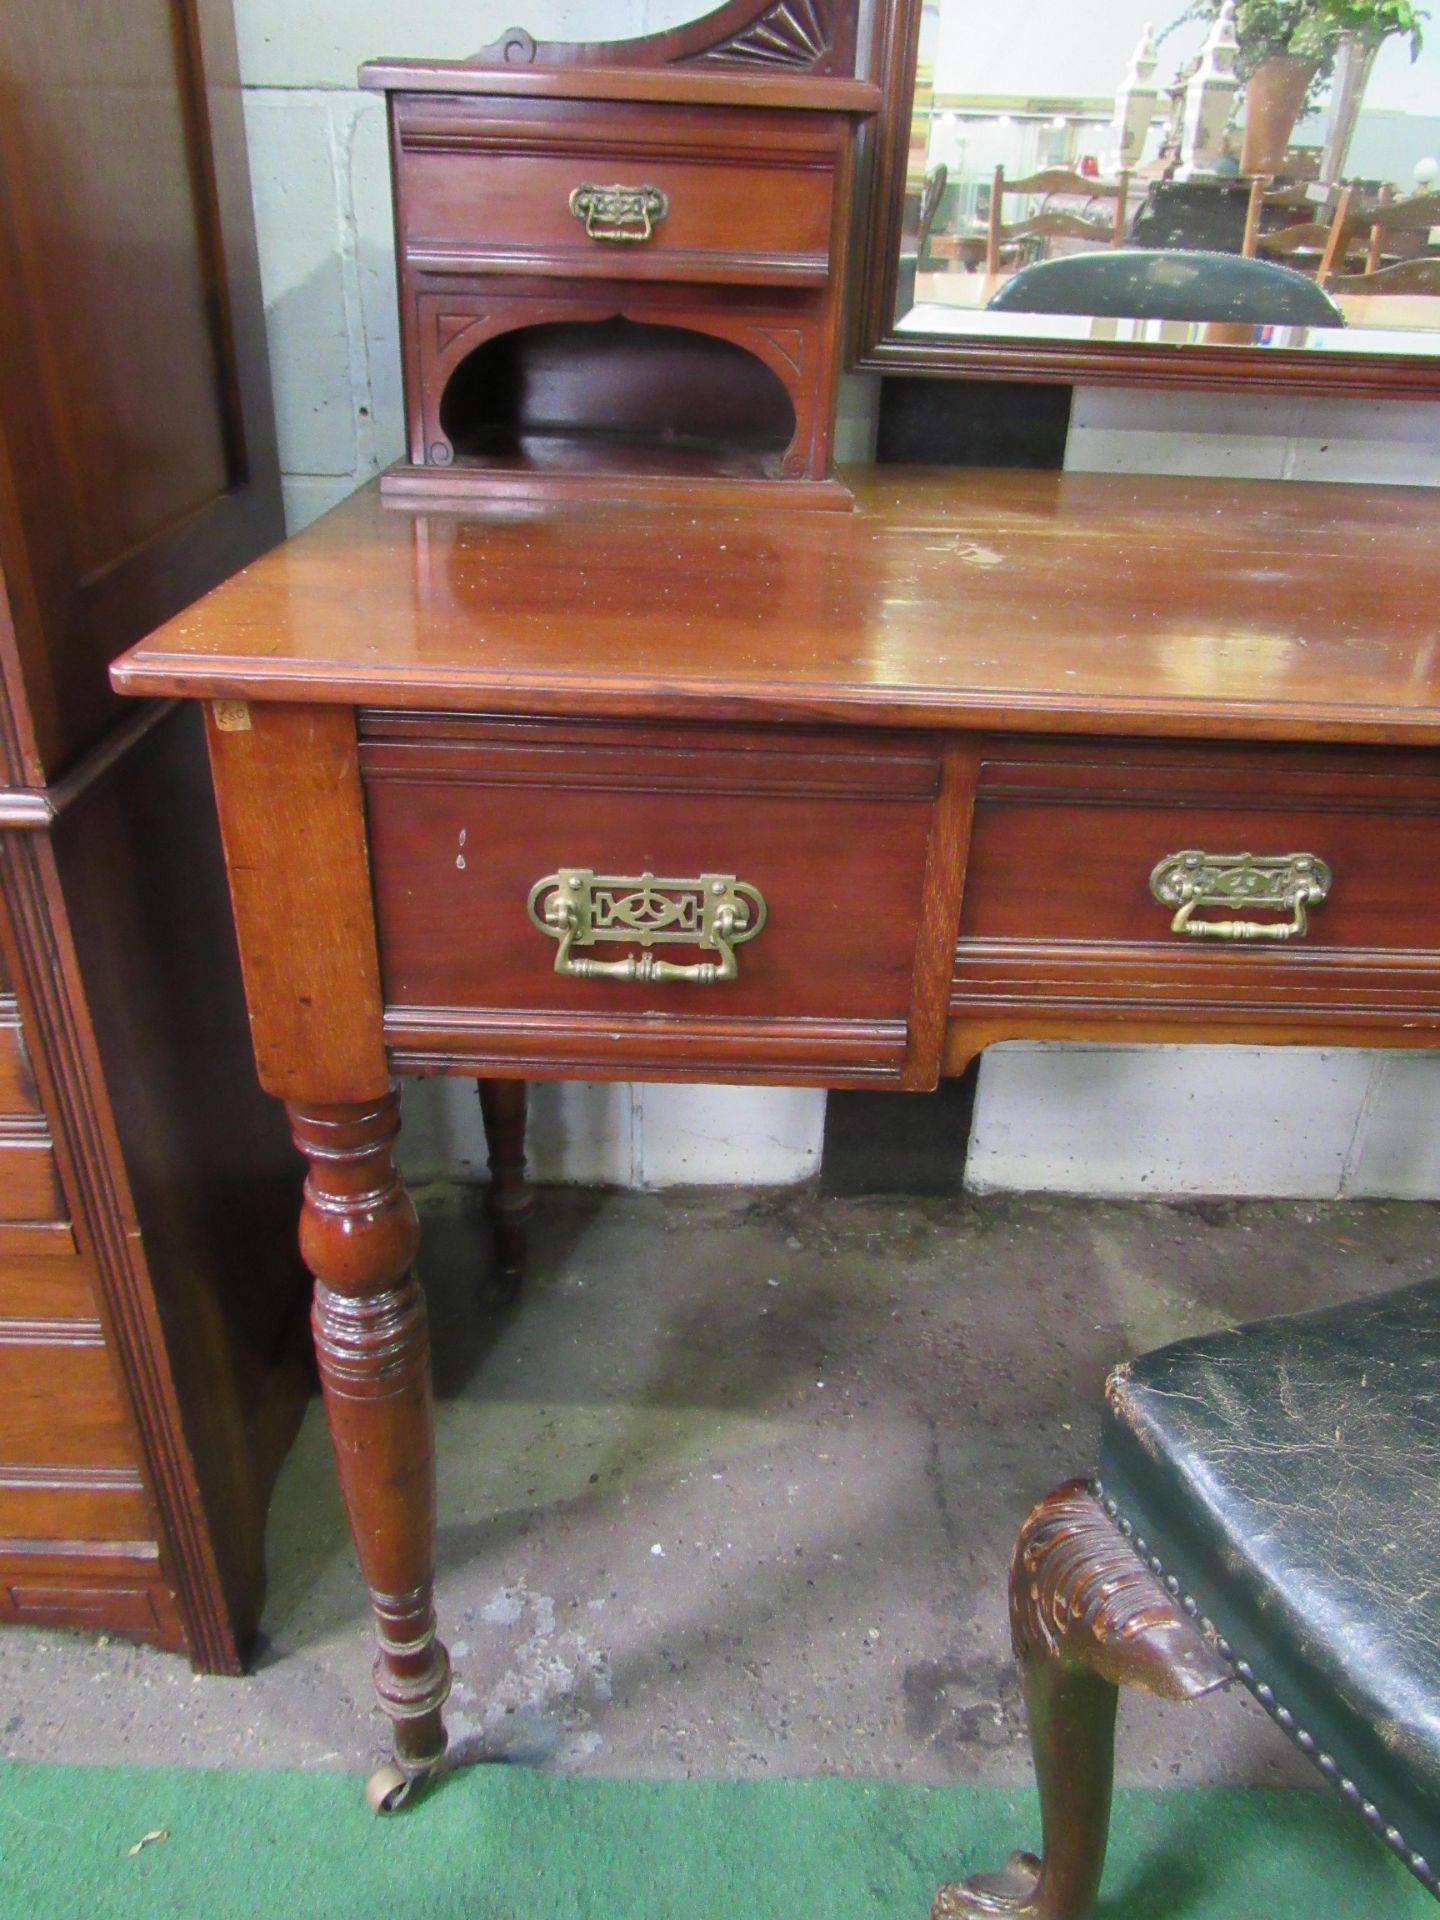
xmin=365 ymin=1762 xmax=418 ymax=1815
xmin=931 ymin=1850 xmax=1043 ymax=1917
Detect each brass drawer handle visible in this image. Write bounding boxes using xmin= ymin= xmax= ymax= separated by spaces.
xmin=569 ymin=183 xmax=669 ymax=244
xmin=1149 ymin=851 xmax=1332 ymax=943
xmin=528 ymin=870 xmax=766 ymax=984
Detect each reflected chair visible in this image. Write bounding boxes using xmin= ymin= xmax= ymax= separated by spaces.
xmin=1327 ymin=256 xmax=1440 ymax=297
xmin=985 ymin=167 xmax=1130 ymax=277
xmin=1327 ymin=190 xmax=1440 ymax=296
xmin=1358 ymin=189 xmax=1440 ymax=272
xmin=932 ymin=1277 xmax=1440 ymax=1918
xmin=919 ymin=161 xmax=949 ymax=263
xmin=897 ymin=163 xmax=951 ymax=319
xmin=1242 ymin=179 xmax=1357 ymax=280
xmin=985 ymin=248 xmax=1344 ymax=325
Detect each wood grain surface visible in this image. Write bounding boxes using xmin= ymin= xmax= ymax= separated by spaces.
xmin=113 ymin=470 xmax=1440 ymax=744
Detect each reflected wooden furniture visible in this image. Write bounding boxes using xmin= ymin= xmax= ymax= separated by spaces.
xmin=1326 ymin=190 xmax=1440 ymax=297
xmin=1329 ymin=256 xmax=1440 ymax=298
xmin=1243 ymin=179 xmax=1356 ymax=279
xmin=0 ymin=0 xmax=309 ymax=1667
xmin=359 ymin=50 xmax=877 ymax=510
xmin=984 ymin=167 xmax=1130 ymax=277
xmin=1130 ymin=176 xmax=1254 ymax=256
xmin=1358 ymin=189 xmax=1440 ymax=274
xmin=853 ymin=0 xmax=1440 ymax=394
xmin=111 ymin=467 xmax=1440 ymax=1801
xmin=1245 ymin=184 xmax=1440 ymax=299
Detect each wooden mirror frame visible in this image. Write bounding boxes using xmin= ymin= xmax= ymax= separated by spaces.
xmin=850 ymin=0 xmax=1440 ymax=398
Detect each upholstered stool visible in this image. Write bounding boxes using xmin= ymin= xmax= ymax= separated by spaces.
xmin=934 ymin=1278 xmax=1440 ymax=1917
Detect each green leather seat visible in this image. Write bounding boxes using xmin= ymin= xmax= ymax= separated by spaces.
xmin=1094 ymin=1277 xmax=1440 ymax=1896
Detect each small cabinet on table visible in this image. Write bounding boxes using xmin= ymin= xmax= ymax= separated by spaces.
xmin=360 ymin=60 xmax=877 ymax=509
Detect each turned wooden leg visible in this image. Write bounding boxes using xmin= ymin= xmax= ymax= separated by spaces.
xmin=290 ymin=1092 xmax=451 ymax=1810
xmin=477 ymin=1078 xmax=531 ymax=1294
xmin=932 ymin=1480 xmax=1229 ymax=1920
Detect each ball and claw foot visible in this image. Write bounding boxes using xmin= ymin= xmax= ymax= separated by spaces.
xmin=932 ymin=1852 xmax=1044 ymax=1917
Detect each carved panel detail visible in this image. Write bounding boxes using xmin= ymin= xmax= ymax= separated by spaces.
xmin=699 ymin=0 xmax=833 ymax=67
xmin=437 ymin=313 xmax=481 ymax=355
xmin=757 ymin=327 xmax=806 ymax=377
xmin=1011 ymin=1479 xmax=1228 ymax=1701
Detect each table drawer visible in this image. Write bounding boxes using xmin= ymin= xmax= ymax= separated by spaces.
xmin=393 ymin=95 xmax=839 ymax=283
xmin=953 ymin=742 xmax=1440 ymax=1035
xmin=361 ymin=717 xmax=945 ymax=1083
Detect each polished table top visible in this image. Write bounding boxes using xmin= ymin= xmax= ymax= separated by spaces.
xmin=112 ymin=468 xmax=1440 ymax=745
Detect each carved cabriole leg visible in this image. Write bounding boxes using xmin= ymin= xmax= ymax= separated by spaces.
xmin=289 ymin=1093 xmax=451 ymax=1807
xmin=932 ymin=1480 xmax=1229 ymax=1920
xmin=476 ymin=1078 xmax=531 ymax=1293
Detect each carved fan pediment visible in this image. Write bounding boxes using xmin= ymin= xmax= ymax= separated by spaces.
xmin=699 ymin=0 xmax=832 ymax=68
xmin=472 ymin=1 xmax=851 ymax=76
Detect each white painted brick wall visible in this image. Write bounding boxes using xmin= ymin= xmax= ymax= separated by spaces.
xmin=232 ymin=0 xmax=1440 ymax=1195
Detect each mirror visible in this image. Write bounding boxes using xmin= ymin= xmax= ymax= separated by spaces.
xmin=854 ymin=0 xmax=1440 ymax=393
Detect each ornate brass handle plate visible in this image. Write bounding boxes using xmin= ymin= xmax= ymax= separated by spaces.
xmin=569 ymin=183 xmax=669 ymax=244
xmin=528 ymin=869 xmax=766 ymax=984
xmin=1149 ymin=850 xmax=1332 ymax=943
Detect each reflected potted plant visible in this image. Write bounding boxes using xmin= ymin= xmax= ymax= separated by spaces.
xmin=1165 ymin=0 xmax=1337 ymax=169
xmin=1235 ymin=0 xmax=1337 ymax=168
xmin=1319 ymin=0 xmax=1426 ymax=177
xmin=1167 ymin=0 xmax=1424 ymax=173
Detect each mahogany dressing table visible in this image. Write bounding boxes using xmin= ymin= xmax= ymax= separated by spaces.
xmin=110 ymin=466 xmax=1440 ymax=1807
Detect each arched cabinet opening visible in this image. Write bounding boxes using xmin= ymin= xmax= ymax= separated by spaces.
xmin=435 ymin=317 xmax=799 ymax=484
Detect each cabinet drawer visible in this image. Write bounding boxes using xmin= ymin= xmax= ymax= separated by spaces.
xmin=0 ymin=1332 xmax=136 ymax=1468
xmin=953 ymin=742 xmax=1440 ymax=1033
xmin=0 ymin=1249 xmax=97 ymax=1321
xmin=393 ymin=95 xmax=839 ymax=283
xmin=0 ymin=1468 xmax=153 ymax=1546
xmin=361 ymin=717 xmax=945 ymax=1083
xmin=0 ymin=1002 xmax=43 ymax=1119
xmin=0 ymin=1549 xmax=184 ymax=1653
xmin=0 ymin=1136 xmax=66 ymax=1223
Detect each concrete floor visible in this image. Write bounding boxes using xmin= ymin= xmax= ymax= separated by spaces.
xmin=4 ymin=1187 xmax=1436 ymax=1790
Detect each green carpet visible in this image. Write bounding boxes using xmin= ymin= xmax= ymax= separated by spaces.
xmin=0 ymin=1763 xmax=1428 ymax=1919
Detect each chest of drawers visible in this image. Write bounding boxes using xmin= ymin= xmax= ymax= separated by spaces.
xmin=0 ymin=0 xmax=306 ymax=1670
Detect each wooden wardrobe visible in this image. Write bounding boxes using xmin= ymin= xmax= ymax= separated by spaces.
xmin=0 ymin=0 xmax=311 ymax=1670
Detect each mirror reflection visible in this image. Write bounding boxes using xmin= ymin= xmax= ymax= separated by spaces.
xmin=897 ymin=0 xmax=1440 ymax=352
